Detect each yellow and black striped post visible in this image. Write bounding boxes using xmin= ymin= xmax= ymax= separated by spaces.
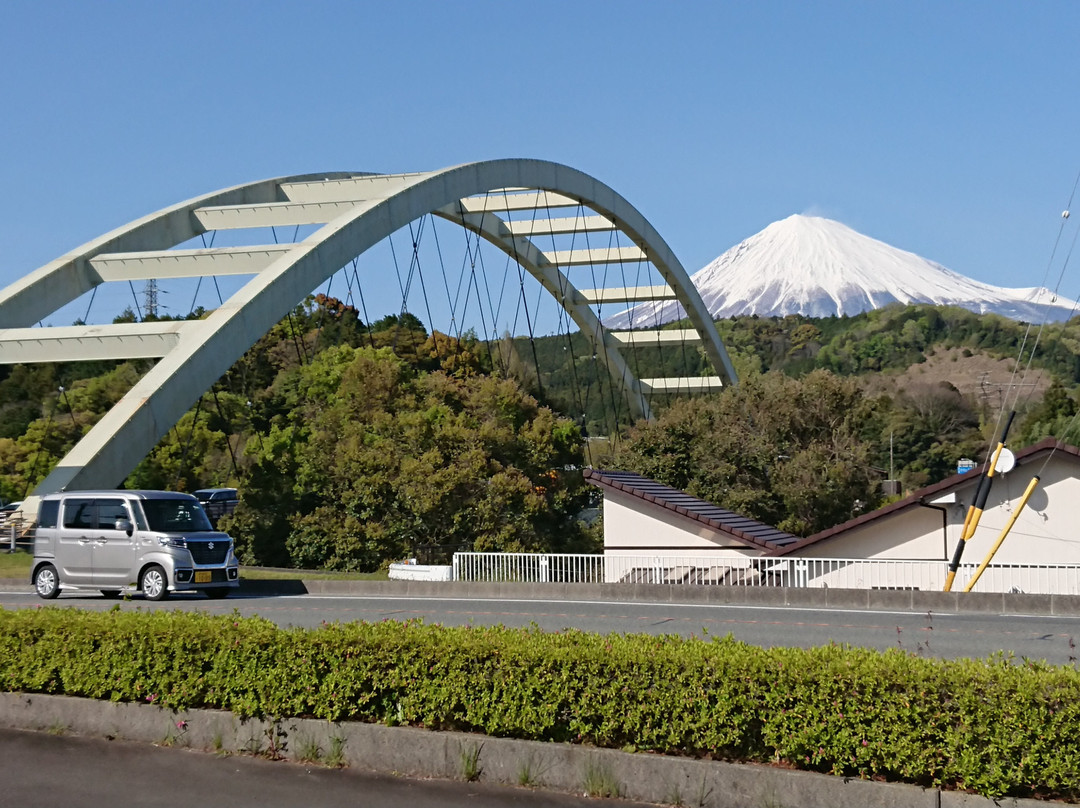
xmin=962 ymin=475 xmax=1040 ymax=592
xmin=943 ymin=411 xmax=1015 ymax=592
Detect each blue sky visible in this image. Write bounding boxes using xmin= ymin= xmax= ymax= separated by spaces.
xmin=4 ymin=1 xmax=1080 ymax=321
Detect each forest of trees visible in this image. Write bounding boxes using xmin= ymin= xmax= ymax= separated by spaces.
xmin=1 ymin=297 xmax=1078 ymax=569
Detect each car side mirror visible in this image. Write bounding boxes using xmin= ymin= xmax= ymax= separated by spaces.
xmin=115 ymin=518 xmax=133 ymax=536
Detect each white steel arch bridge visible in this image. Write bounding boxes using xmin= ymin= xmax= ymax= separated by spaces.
xmin=0 ymin=159 xmax=736 ymax=501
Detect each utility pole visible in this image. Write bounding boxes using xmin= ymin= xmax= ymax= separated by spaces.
xmin=883 ymin=430 xmax=902 ymax=496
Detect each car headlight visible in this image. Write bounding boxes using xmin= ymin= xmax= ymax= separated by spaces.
xmin=158 ymin=536 xmax=187 ymax=549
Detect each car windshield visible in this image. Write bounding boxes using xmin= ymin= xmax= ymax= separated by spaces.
xmin=139 ymin=499 xmax=214 ymax=533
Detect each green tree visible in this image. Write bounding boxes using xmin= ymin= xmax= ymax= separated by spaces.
xmin=614 ymin=369 xmax=883 ymax=535
xmin=227 ymin=346 xmax=595 ymax=570
xmin=883 ymin=381 xmax=983 ymax=489
xmin=1016 ymin=379 xmax=1080 ymax=446
xmin=124 ymin=392 xmax=249 ymax=493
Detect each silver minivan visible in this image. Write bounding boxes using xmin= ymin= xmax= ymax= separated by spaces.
xmin=31 ymin=490 xmax=240 ymax=600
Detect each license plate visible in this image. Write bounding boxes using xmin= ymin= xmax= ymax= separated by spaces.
xmin=194 ymin=571 xmax=212 ymax=583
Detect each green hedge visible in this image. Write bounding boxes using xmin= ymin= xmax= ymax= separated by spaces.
xmin=2 ymin=607 xmax=1078 ymax=800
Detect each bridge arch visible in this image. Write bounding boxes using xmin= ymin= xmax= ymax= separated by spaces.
xmin=0 ymin=159 xmax=736 ymax=496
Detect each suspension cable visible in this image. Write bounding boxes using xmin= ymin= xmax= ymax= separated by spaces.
xmin=285 ymin=312 xmax=308 ymax=365
xmin=387 ymin=228 xmax=408 ymax=356
xmin=125 ymin=282 xmax=142 ymax=321
xmin=580 ymin=205 xmax=627 ymax=436
xmin=385 ymin=219 xmax=431 ymax=367
xmin=310 ymin=273 xmax=334 ymax=356
xmin=408 ymin=215 xmax=441 ymax=365
xmin=173 ymin=395 xmax=204 ymax=489
xmin=615 ymin=226 xmax=652 ymax=412
xmin=455 ymin=202 xmax=500 ymax=374
xmin=432 ymin=215 xmax=461 ymax=340
xmin=59 ymin=385 xmax=78 ymax=428
xmin=196 ymin=231 xmax=223 ymax=309
xmin=563 ymin=210 xmax=598 ymax=434
xmin=351 ymin=260 xmax=378 ymax=349
xmin=21 ymin=390 xmax=59 ymax=499
xmin=210 ymin=386 xmax=240 ymax=481
xmin=79 ymin=286 xmax=99 ymax=324
xmin=500 ymin=189 xmax=545 ymax=400
xmin=188 ymin=277 xmax=204 ymax=314
xmin=546 ymin=203 xmax=589 ymax=435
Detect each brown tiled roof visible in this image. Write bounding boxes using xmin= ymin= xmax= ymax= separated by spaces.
xmin=776 ymin=437 xmax=1080 ymax=556
xmin=583 ymin=469 xmax=801 ymax=553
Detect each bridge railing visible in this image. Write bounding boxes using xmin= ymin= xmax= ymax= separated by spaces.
xmin=451 ymin=553 xmax=1080 ymax=595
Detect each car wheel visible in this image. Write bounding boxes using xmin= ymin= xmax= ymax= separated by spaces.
xmin=204 ymin=588 xmax=230 ymax=599
xmin=100 ymin=590 xmax=121 ymax=599
xmin=34 ymin=564 xmax=60 ymax=600
xmin=140 ymin=565 xmax=169 ymax=601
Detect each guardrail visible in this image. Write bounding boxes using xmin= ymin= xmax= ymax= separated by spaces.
xmin=452 ymin=553 xmax=1080 ymax=595
xmin=2 ymin=520 xmax=33 ymax=553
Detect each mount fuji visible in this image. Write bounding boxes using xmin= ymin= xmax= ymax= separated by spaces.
xmin=605 ymin=214 xmax=1079 ymax=327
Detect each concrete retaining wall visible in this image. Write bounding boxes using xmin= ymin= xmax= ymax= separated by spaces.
xmin=0 ymin=692 xmax=1057 ymax=808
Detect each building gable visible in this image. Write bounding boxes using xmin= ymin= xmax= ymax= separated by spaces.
xmin=584 ymin=469 xmax=800 ymax=554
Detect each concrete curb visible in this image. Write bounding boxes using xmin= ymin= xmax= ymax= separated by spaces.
xmin=248 ymin=579 xmax=1080 ymax=617
xmin=3 ymin=576 xmax=1080 ymax=616
xmin=0 ymin=692 xmax=1060 ymax=808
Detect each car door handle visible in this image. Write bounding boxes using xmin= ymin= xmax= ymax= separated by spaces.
xmin=78 ymin=538 xmax=91 ymax=545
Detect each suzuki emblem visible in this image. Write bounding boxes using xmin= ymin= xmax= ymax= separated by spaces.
xmin=208 ymin=542 xmax=215 ymax=550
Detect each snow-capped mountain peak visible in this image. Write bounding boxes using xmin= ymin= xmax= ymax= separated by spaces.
xmin=606 ymin=214 xmax=1078 ymax=327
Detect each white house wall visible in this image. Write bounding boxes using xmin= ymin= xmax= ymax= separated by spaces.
xmin=794 ymin=456 xmax=1080 ymax=565
xmin=597 ymin=453 xmax=1080 ymax=593
xmin=601 ymin=488 xmax=766 ymax=583
xmin=963 ymin=456 xmax=1080 ymax=565
xmin=787 ymin=455 xmax=1080 ymax=592
xmin=794 ymin=505 xmax=954 ymax=561
xmin=602 ymin=489 xmax=765 ymax=557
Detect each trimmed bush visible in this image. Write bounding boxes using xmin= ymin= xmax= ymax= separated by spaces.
xmin=1 ymin=607 xmax=1078 ymax=799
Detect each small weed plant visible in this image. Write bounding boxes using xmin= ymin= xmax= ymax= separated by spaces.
xmin=326 ymin=735 xmax=347 ymax=768
xmin=582 ymin=760 xmax=620 ymax=798
xmin=263 ymin=722 xmax=288 ymax=761
xmin=296 ymin=735 xmax=322 ymax=763
xmin=460 ymin=742 xmax=483 ymax=782
xmin=516 ymin=756 xmax=538 ymax=787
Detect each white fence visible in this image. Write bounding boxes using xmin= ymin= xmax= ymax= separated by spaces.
xmin=451 ymin=553 xmax=1080 ymax=595
xmin=454 ymin=553 xmax=606 ymax=584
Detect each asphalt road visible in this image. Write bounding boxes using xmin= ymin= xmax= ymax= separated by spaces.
xmin=2 ymin=590 xmax=1080 ymax=663
xmin=0 ymin=728 xmax=651 ymax=808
